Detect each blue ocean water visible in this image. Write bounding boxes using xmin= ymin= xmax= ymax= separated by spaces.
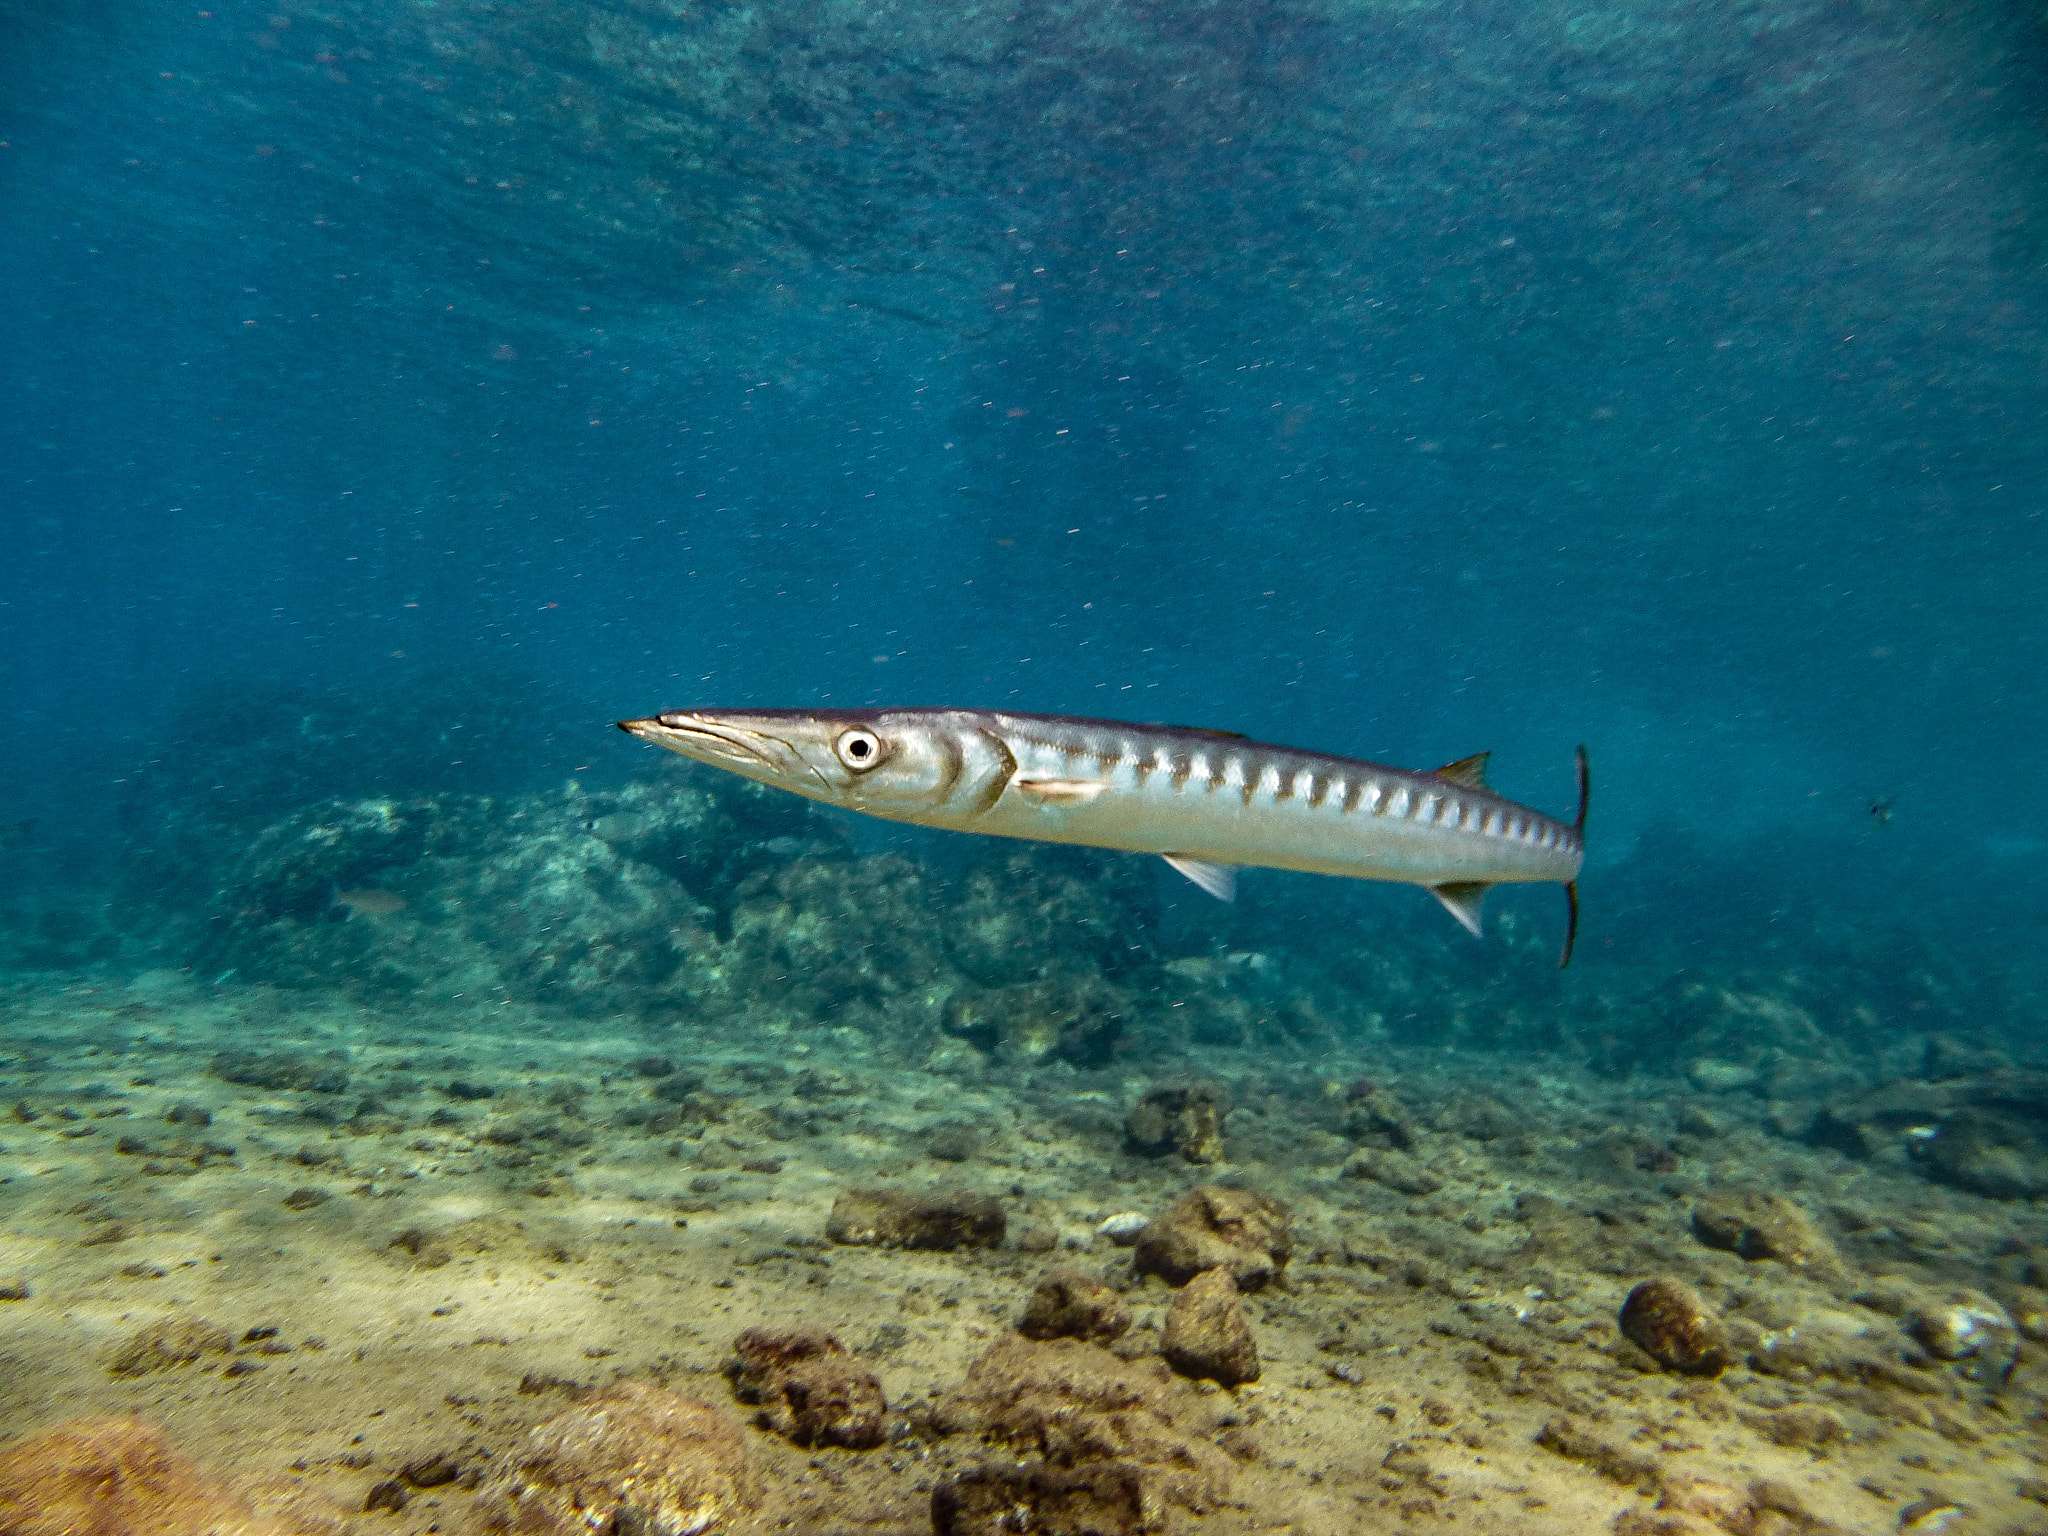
xmin=3 ymin=0 xmax=2045 ymax=1006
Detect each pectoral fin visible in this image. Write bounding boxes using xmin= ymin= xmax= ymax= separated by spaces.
xmin=1429 ymin=880 xmax=1493 ymax=937
xmin=1014 ymin=778 xmax=1111 ymax=804
xmin=1164 ymin=856 xmax=1237 ymax=902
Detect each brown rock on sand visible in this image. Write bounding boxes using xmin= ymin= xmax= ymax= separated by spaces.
xmin=1162 ymin=1268 xmax=1260 ymax=1385
xmin=0 ymin=1415 xmax=300 ymax=1536
xmin=107 ymin=1315 xmax=234 ymax=1377
xmin=825 ymin=1186 xmax=1006 ymax=1250
xmin=1132 ymin=1184 xmax=1292 ymax=1290
xmin=931 ymin=1335 xmax=1237 ymax=1519
xmin=1691 ymin=1188 xmax=1842 ymax=1274
xmin=726 ymin=1326 xmax=888 ymax=1449
xmin=933 ymin=1460 xmax=1155 ymax=1536
xmin=1619 ymin=1276 xmax=1731 ymax=1376
xmin=474 ymin=1382 xmax=759 ymax=1535
xmin=1018 ymin=1268 xmax=1133 ymax=1343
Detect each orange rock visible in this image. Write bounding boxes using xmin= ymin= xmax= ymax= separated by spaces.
xmin=0 ymin=1415 xmax=295 ymax=1536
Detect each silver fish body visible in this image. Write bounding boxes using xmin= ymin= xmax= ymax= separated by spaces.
xmin=618 ymin=708 xmax=1588 ymax=964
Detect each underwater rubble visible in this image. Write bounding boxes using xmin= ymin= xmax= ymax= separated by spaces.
xmin=1 ymin=763 xmax=2047 ymax=1533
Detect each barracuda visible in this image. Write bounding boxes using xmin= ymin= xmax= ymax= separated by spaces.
xmin=618 ymin=708 xmax=1589 ymax=966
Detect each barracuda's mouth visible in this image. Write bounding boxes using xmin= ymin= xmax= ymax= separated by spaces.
xmin=616 ymin=714 xmax=785 ymax=773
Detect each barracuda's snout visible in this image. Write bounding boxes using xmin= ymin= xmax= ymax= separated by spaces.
xmin=618 ymin=708 xmax=971 ymax=816
xmin=617 ymin=712 xmax=801 ymax=776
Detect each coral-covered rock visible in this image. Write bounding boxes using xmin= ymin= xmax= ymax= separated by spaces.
xmin=0 ymin=1415 xmax=296 ymax=1536
xmin=1436 ymin=1093 xmax=1519 ymax=1141
xmin=1132 ymin=1185 xmax=1292 ymax=1290
xmin=1161 ymin=1268 xmax=1258 ymax=1385
xmin=826 ymin=1187 xmax=1006 ymax=1250
xmin=1919 ymin=1106 xmax=2048 ymax=1200
xmin=933 ymin=1336 xmax=1236 ymax=1516
xmin=212 ymin=797 xmax=444 ymax=926
xmin=1618 ymin=1277 xmax=1730 ymax=1376
xmin=577 ymin=773 xmax=839 ymax=910
xmin=722 ymin=854 xmax=949 ymax=1031
xmin=1343 ymin=1147 xmax=1444 ymax=1196
xmin=1691 ymin=1188 xmax=1841 ymax=1274
xmin=726 ymin=1327 xmax=887 ymax=1449
xmin=468 ymin=818 xmax=715 ymax=1013
xmin=1343 ymin=1086 xmax=1420 ymax=1151
xmin=1124 ymin=1080 xmax=1226 ymax=1163
xmin=943 ymin=844 xmax=1157 ymax=987
xmin=1018 ymin=1268 xmax=1132 ymax=1343
xmin=474 ymin=1382 xmax=758 ymax=1535
xmin=942 ymin=967 xmax=1129 ymax=1069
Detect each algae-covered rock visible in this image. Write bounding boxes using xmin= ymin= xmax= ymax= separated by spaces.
xmin=1691 ymin=1188 xmax=1841 ymax=1274
xmin=933 ymin=1461 xmax=1153 ymax=1536
xmin=932 ymin=1336 xmax=1236 ymax=1518
xmin=1343 ymin=1086 xmax=1420 ymax=1151
xmin=468 ymin=817 xmax=714 ymax=1013
xmin=577 ymin=773 xmax=842 ymax=909
xmin=1133 ymin=1185 xmax=1292 ymax=1290
xmin=211 ymin=1052 xmax=349 ymax=1094
xmin=474 ymin=1382 xmax=758 ymax=1535
xmin=1343 ymin=1147 xmax=1444 ymax=1197
xmin=726 ymin=1327 xmax=886 ymax=1450
xmin=942 ymin=967 xmax=1129 ymax=1068
xmin=1919 ymin=1106 xmax=2048 ymax=1200
xmin=1124 ymin=1080 xmax=1226 ymax=1163
xmin=826 ymin=1187 xmax=1006 ymax=1250
xmin=722 ymin=854 xmax=947 ymax=1030
xmin=1904 ymin=1289 xmax=2019 ymax=1381
xmin=1018 ymin=1269 xmax=1132 ymax=1344
xmin=943 ymin=844 xmax=1157 ymax=987
xmin=1161 ymin=1268 xmax=1259 ymax=1385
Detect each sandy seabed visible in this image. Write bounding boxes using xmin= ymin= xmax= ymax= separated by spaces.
xmin=2 ymin=966 xmax=2045 ymax=1536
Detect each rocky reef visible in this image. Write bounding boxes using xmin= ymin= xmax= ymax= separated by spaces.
xmin=115 ymin=763 xmax=1399 ymax=1076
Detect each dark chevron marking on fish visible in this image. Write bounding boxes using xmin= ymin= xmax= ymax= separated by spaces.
xmin=619 ymin=709 xmax=1589 ymax=966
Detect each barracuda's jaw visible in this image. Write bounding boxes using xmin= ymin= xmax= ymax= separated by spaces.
xmin=616 ymin=714 xmax=827 ymax=795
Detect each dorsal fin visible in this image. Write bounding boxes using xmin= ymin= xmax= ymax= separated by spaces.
xmin=1435 ymin=752 xmax=1491 ymax=789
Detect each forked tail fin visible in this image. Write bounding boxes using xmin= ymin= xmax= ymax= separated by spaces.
xmin=1559 ymin=744 xmax=1589 ymax=969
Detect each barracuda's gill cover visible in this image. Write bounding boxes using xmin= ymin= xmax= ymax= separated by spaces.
xmin=619 ymin=708 xmax=1588 ymax=966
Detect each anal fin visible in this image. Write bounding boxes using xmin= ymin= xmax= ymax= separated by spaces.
xmin=1164 ymin=856 xmax=1237 ymax=902
xmin=1429 ymin=880 xmax=1493 ymax=938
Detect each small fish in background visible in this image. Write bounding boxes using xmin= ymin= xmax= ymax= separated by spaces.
xmin=0 ymin=818 xmax=37 ymax=849
xmin=1870 ymin=797 xmax=1894 ymax=829
xmin=333 ymin=887 xmax=408 ymax=918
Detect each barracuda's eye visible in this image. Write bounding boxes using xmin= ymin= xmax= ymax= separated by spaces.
xmin=834 ymin=728 xmax=886 ymax=771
